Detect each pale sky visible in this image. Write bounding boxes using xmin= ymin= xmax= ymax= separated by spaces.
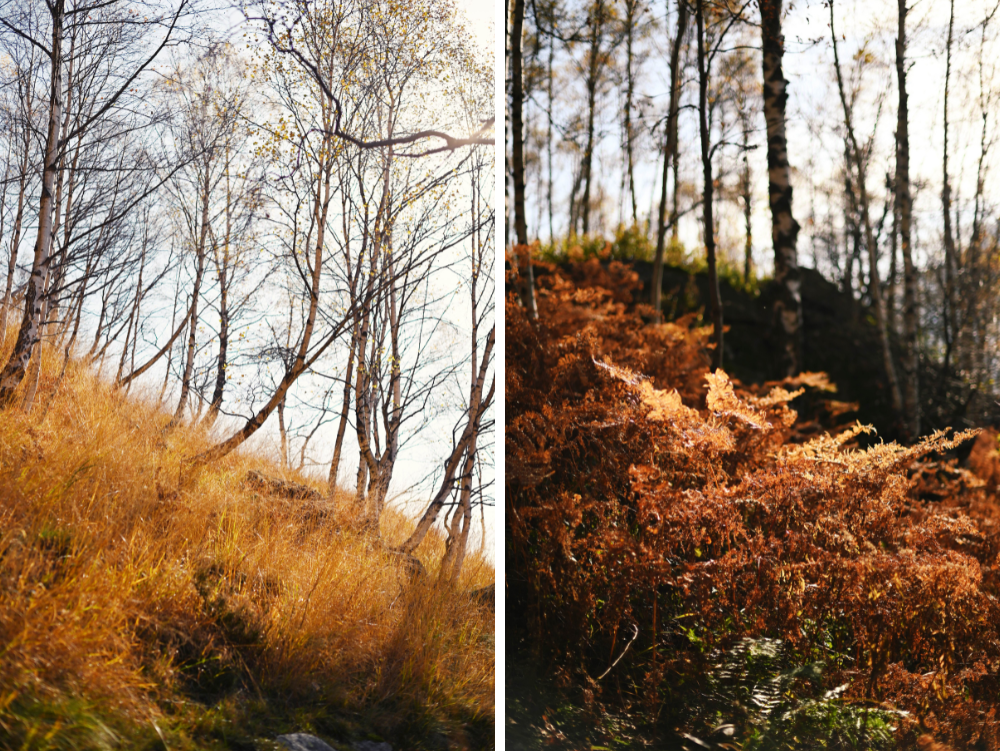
xmin=133 ymin=0 xmax=500 ymax=561
xmin=456 ymin=0 xmax=495 ymax=52
xmin=517 ymin=0 xmax=998 ymax=284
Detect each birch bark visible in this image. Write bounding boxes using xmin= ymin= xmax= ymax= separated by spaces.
xmin=760 ymin=0 xmax=802 ymax=377
xmin=0 ymin=2 xmax=63 ymax=407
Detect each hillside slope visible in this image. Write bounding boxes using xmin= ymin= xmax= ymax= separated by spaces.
xmin=0 ymin=355 xmax=494 ymax=750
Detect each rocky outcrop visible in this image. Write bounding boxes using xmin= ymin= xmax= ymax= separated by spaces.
xmin=274 ymin=733 xmax=394 ymax=751
xmin=244 ymin=470 xmax=324 ymax=501
xmin=276 ymin=734 xmax=336 ymax=751
xmin=243 ymin=470 xmax=334 ymax=533
xmin=352 ymin=742 xmax=392 ymax=751
xmin=470 ymin=583 xmax=495 ymax=611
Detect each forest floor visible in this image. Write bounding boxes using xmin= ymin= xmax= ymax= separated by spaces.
xmin=0 ymin=352 xmax=494 ymax=750
xmin=506 ymin=643 xmax=657 ymax=751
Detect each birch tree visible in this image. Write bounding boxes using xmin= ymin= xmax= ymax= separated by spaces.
xmin=196 ymin=0 xmax=491 ymax=468
xmin=759 ymin=0 xmax=801 ymax=377
xmin=0 ymin=0 xmax=191 ymax=407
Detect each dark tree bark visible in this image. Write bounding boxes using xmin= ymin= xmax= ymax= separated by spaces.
xmin=887 ymin=172 xmax=898 ymax=338
xmin=740 ymin=126 xmax=753 ymax=283
xmin=941 ymin=0 xmax=957 ymax=374
xmin=509 ymin=0 xmax=536 ymax=318
xmin=327 ymin=331 xmax=355 ymax=495
xmin=546 ymin=19 xmax=555 ymax=244
xmin=895 ymin=0 xmax=919 ymax=440
xmin=841 ymin=138 xmax=861 ymax=298
xmin=694 ymin=0 xmax=722 ymax=370
xmin=966 ymin=10 xmax=995 ymax=383
xmin=622 ymin=0 xmax=640 ymax=224
xmin=652 ymin=0 xmax=688 ymax=320
xmin=759 ymin=0 xmax=802 ymax=377
xmin=579 ymin=0 xmax=607 ymax=235
xmin=207 ymin=231 xmax=230 ymax=424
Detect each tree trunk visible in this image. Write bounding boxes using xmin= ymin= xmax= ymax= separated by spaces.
xmin=622 ymin=0 xmax=639 ymax=224
xmin=20 ymin=267 xmax=49 ymax=414
xmin=652 ymin=0 xmax=688 ymax=319
xmin=895 ymin=0 xmax=919 ymax=439
xmin=831 ymin=0 xmax=903 ymax=422
xmin=941 ymin=0 xmax=957 ymax=374
xmin=841 ymin=139 xmax=861 ymax=298
xmin=580 ymin=0 xmax=605 ymax=235
xmin=207 ymin=186 xmax=235 ymax=425
xmin=695 ymin=0 xmax=723 ymax=370
xmin=509 ymin=0 xmax=536 ymax=318
xmin=887 ymin=172 xmax=898 ymax=338
xmin=2 ymin=135 xmax=30 ymax=339
xmin=277 ymin=394 xmax=288 ymax=468
xmin=967 ymin=14 xmax=993 ymax=385
xmin=327 ymin=331 xmax=356 ymax=496
xmin=354 ymin=321 xmax=377 ymax=509
xmin=371 ymin=238 xmax=403 ymax=523
xmin=207 ymin=256 xmax=229 ymax=421
xmin=399 ymin=327 xmax=494 ymax=555
xmin=440 ymin=443 xmax=475 ymax=583
xmin=171 ymin=167 xmax=211 ymax=425
xmin=0 ymin=4 xmax=63 ymax=407
xmin=760 ymin=0 xmax=802 ymax=377
xmin=546 ymin=27 xmax=555 ymax=244
xmin=41 ymin=31 xmax=76 ymax=351
xmin=741 ymin=128 xmax=753 ymax=283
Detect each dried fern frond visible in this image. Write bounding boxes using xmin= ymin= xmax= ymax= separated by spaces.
xmin=706 ymin=369 xmax=771 ymax=430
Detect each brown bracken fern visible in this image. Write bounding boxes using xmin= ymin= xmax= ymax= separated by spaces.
xmin=507 ymin=260 xmax=1000 ymax=749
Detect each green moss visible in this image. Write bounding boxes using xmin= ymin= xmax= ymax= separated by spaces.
xmin=536 ymin=223 xmax=656 ymax=263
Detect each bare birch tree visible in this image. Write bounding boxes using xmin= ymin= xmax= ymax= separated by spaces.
xmin=0 ymin=0 xmax=192 ymax=407
xmin=760 ymin=0 xmax=801 ymax=377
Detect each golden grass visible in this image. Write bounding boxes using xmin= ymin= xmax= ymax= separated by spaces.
xmin=0 ymin=352 xmax=494 ymax=750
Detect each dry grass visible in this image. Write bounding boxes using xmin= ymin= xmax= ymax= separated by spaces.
xmin=0 ymin=351 xmax=494 ymax=750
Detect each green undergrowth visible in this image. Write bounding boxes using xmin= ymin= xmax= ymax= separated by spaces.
xmin=2 ymin=691 xmax=491 ymax=751
xmin=506 ymin=638 xmax=898 ymax=751
xmin=532 ymin=224 xmax=763 ymax=294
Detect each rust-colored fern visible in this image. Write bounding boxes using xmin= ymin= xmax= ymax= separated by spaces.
xmin=507 ymin=262 xmax=1000 ymax=749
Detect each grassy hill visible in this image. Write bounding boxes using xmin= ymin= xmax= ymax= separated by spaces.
xmin=0 ymin=352 xmax=494 ymax=750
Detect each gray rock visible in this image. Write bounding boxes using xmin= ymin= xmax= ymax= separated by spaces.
xmin=276 ymin=733 xmax=336 ymax=751
xmin=352 ymin=742 xmax=392 ymax=751
xmin=469 ymin=583 xmax=495 ymax=611
xmin=426 ymin=731 xmax=450 ymax=750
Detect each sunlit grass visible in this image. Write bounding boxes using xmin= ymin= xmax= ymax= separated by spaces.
xmin=0 ymin=345 xmax=494 ymax=749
